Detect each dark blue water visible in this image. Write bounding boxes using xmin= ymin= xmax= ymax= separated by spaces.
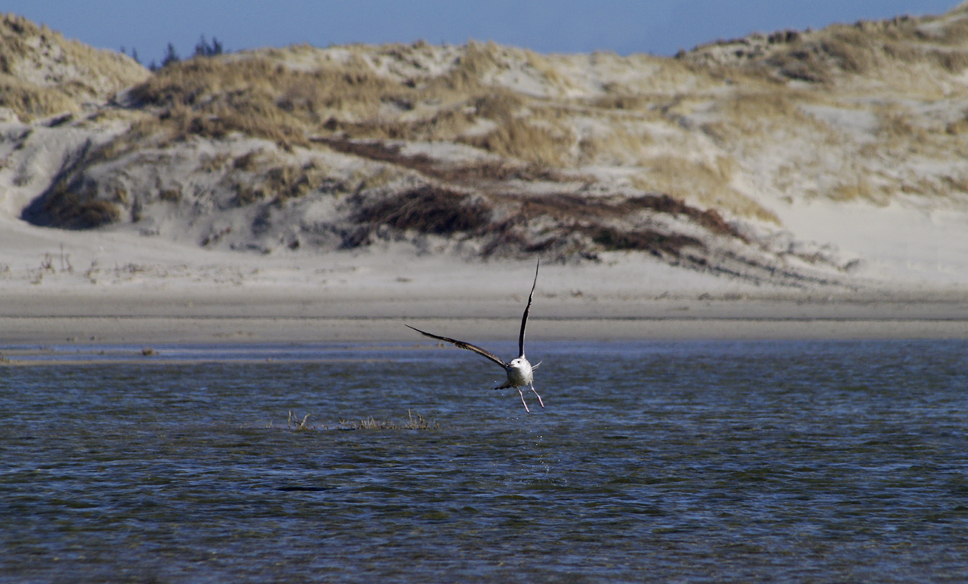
xmin=2 ymin=339 xmax=968 ymax=582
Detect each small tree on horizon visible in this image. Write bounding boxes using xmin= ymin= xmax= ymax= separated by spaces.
xmin=194 ymin=35 xmax=224 ymax=57
xmin=161 ymin=42 xmax=180 ymax=68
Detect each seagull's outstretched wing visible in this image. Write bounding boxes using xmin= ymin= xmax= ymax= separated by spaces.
xmin=517 ymin=260 xmax=539 ymax=358
xmin=407 ymin=325 xmax=508 ymax=368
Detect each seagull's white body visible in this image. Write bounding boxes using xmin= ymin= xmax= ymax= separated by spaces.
xmin=504 ymin=358 xmax=534 ymax=389
xmin=408 ymin=261 xmax=544 ymax=412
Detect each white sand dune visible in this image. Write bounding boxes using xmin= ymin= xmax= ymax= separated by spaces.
xmin=2 ymin=11 xmax=968 ymax=344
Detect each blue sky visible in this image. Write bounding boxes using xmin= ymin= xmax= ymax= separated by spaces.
xmin=5 ymin=0 xmax=961 ymax=66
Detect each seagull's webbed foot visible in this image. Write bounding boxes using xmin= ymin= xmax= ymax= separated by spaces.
xmin=517 ymin=387 xmax=531 ymax=413
xmin=530 ymin=383 xmax=545 ymax=408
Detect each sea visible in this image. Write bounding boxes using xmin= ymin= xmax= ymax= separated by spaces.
xmin=2 ymin=339 xmax=967 ymax=583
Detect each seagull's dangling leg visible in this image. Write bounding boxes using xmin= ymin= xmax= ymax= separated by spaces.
xmin=530 ymin=383 xmax=545 ymax=408
xmin=517 ymin=387 xmax=531 ymax=413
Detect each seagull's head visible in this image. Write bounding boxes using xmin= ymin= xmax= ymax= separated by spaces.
xmin=507 ymin=357 xmax=533 ymax=384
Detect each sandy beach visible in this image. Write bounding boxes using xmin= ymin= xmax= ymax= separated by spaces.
xmin=2 ymin=241 xmax=967 ymax=346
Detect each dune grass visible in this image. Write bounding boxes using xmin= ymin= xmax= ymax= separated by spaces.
xmin=351 ymin=184 xmax=492 ymax=242
xmin=0 ymin=14 xmax=147 ymax=121
xmin=630 ymin=156 xmax=780 ymax=224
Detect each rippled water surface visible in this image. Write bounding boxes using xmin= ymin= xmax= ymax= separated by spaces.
xmin=2 ymin=339 xmax=968 ymax=582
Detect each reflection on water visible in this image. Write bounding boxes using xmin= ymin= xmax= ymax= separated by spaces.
xmin=2 ymin=340 xmax=968 ymax=582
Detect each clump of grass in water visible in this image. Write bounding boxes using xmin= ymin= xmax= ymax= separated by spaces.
xmin=339 ymin=409 xmax=439 ymax=431
xmin=404 ymin=409 xmax=439 ymax=430
xmin=342 ymin=416 xmax=395 ymax=430
xmin=287 ymin=410 xmax=312 ymax=431
xmin=281 ymin=409 xmax=438 ymax=431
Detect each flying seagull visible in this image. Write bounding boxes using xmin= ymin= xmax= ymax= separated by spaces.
xmin=407 ymin=261 xmax=544 ymax=412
